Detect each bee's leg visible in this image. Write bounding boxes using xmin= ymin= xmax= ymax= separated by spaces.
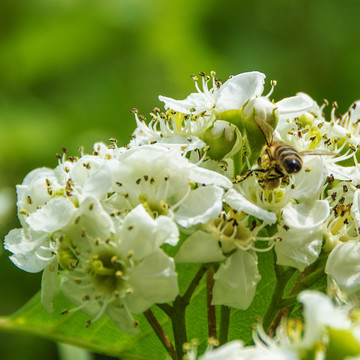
xmin=233 ymin=168 xmax=266 ymax=184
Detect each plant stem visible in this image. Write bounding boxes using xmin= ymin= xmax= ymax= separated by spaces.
xmin=171 ymin=297 xmax=187 ymax=360
xmin=171 ymin=263 xmax=212 ymax=359
xmin=206 ymin=267 xmax=216 ymax=339
xmin=219 ymin=305 xmax=230 ymax=345
xmin=144 ymin=309 xmax=177 ymax=360
xmin=156 ymin=303 xmax=173 ymax=317
xmin=182 ymin=264 xmax=212 ymax=306
xmin=263 ymin=252 xmax=296 ymax=332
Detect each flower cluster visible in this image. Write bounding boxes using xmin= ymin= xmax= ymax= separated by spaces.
xmin=185 ymin=290 xmax=360 ymax=360
xmin=5 ymin=71 xmax=360 ymax=334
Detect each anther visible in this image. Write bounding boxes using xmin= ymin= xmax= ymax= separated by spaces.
xmin=109 ymin=138 xmax=118 ymax=143
xmin=130 ymin=108 xmax=138 ymax=114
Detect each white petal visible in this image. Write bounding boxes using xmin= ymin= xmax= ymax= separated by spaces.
xmin=120 ymin=205 xmax=178 ymax=259
xmin=41 ymin=258 xmax=59 ymax=313
xmin=158 ymin=93 xmax=213 ymax=114
xmin=17 ymin=168 xmax=57 ymax=210
xmin=282 ymin=200 xmax=329 ymax=229
xmin=351 ymin=190 xmax=360 ymax=230
xmin=76 ymin=197 xmax=115 ymax=242
xmin=4 ymin=228 xmax=52 ymax=272
xmin=212 ymin=250 xmax=260 ymax=309
xmin=187 ymin=164 xmax=233 ymax=188
xmin=106 ymin=304 xmax=138 ymax=334
xmin=175 ymin=231 xmax=225 ymax=263
xmin=153 ymin=215 xmax=180 ymax=246
xmin=175 ymin=186 xmax=224 ymax=227
xmin=82 ymin=163 xmax=112 ymax=200
xmin=299 ymin=290 xmax=351 ymax=348
xmin=26 ymin=197 xmax=76 ymax=233
xmin=325 ymin=241 xmax=360 ymax=296
xmin=276 ymin=93 xmax=314 ymax=118
xmin=275 ymin=228 xmax=322 ymax=271
xmin=215 ymin=72 xmax=265 ymax=112
xmin=225 ymin=188 xmax=277 ymax=224
xmin=292 ymin=156 xmax=327 ymax=202
xmin=201 ymin=341 xmax=244 ymax=360
xmin=127 ymin=250 xmax=178 ymax=313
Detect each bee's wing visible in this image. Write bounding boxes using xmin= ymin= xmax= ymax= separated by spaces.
xmin=300 ymin=150 xmax=338 ymax=156
xmin=254 ymin=116 xmax=274 ymax=146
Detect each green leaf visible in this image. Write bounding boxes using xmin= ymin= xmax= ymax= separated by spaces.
xmin=0 ymin=291 xmax=171 ymax=360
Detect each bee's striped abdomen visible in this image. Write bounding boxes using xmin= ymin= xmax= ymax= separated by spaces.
xmin=272 ymin=143 xmax=303 ymax=175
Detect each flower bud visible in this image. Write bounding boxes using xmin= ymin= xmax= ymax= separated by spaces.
xmin=326 ymin=328 xmax=360 ymax=360
xmin=243 ymin=97 xmax=278 ymax=128
xmin=203 ymin=120 xmax=240 ymax=160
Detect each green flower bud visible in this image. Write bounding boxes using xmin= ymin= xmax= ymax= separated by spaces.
xmin=325 ymin=328 xmax=360 ymax=360
xmin=203 ymin=120 xmax=240 ymax=160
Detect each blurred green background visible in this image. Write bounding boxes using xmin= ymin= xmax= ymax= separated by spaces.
xmin=0 ymin=0 xmax=359 ymax=359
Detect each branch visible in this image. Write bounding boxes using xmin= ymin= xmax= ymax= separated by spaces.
xmin=144 ymin=309 xmax=177 ymax=360
xmin=206 ymin=267 xmax=217 ymax=339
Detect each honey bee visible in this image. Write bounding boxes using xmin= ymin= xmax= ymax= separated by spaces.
xmin=238 ymin=116 xmax=332 ymax=189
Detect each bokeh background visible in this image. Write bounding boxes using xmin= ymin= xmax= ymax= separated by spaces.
xmin=0 ymin=0 xmax=359 ymax=359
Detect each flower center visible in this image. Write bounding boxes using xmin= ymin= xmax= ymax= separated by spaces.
xmin=86 ymin=250 xmax=128 ymax=295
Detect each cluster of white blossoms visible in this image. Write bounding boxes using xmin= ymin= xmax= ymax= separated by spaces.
xmin=4 ymin=71 xmax=360 ymax=335
xmin=185 ymin=290 xmax=360 ymax=360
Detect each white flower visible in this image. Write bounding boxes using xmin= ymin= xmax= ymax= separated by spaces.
xmin=275 ymin=200 xmax=329 ymax=271
xmin=159 ymin=71 xmax=266 ymax=115
xmin=251 ymin=290 xmax=360 ymax=359
xmin=176 ymin=207 xmax=276 ymax=309
xmin=298 ymin=290 xmax=353 ymax=349
xmin=130 ymin=109 xmax=207 ymax=151
xmin=106 ymin=145 xmax=231 ymax=230
xmin=60 ymin=204 xmax=179 ymax=333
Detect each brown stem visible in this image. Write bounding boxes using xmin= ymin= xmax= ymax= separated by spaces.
xmin=144 ymin=309 xmax=177 ymax=360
